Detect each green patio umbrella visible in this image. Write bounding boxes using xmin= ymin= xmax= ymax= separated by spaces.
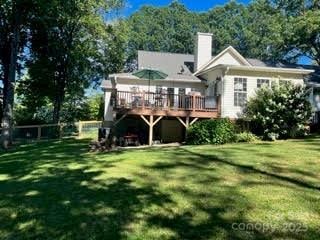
xmin=133 ymin=69 xmax=168 ymax=93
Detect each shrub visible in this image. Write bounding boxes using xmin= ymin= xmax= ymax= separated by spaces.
xmin=235 ymin=132 xmax=259 ymax=143
xmin=186 ymin=119 xmax=236 ymax=145
xmin=244 ymin=82 xmax=312 ymax=140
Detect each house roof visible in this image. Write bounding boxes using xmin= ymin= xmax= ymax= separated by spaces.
xmin=137 ymin=50 xmax=199 ymax=81
xmin=101 ymin=47 xmax=319 ymax=89
xmin=199 ymin=64 xmax=314 ymax=75
xmin=246 ymin=58 xmax=320 ymax=84
xmin=138 ymin=49 xmax=317 ymax=78
xmin=194 ymin=46 xmax=252 ymax=75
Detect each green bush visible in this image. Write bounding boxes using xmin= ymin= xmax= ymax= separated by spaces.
xmin=186 ymin=119 xmax=236 ymax=145
xmin=235 ymin=132 xmax=259 ymax=143
xmin=244 ymin=82 xmax=312 ymax=140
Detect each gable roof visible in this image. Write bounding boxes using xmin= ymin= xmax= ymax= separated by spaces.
xmin=194 ymin=46 xmax=252 ymax=75
xmin=138 ymin=49 xmax=318 ymax=82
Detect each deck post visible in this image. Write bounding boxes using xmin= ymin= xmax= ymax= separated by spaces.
xmin=141 ymin=115 xmax=162 ymax=146
xmin=149 ymin=115 xmax=153 ymax=146
xmin=186 ymin=116 xmax=190 ymax=128
xmin=217 ymin=96 xmax=221 ymax=117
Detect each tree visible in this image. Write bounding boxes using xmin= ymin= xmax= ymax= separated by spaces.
xmin=207 ymin=0 xmax=287 ymax=61
xmin=245 ymin=83 xmax=312 ymax=140
xmin=0 ymin=0 xmax=33 ymax=148
xmin=265 ymin=0 xmax=320 ymax=64
xmin=289 ymin=10 xmax=320 ymax=64
xmin=125 ymin=1 xmax=209 ymax=67
xmin=25 ymin=0 xmax=125 ymax=124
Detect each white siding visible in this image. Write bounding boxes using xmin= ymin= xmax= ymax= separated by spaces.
xmin=115 ymin=78 xmax=206 ymax=95
xmin=206 ymin=51 xmax=243 ymax=69
xmin=221 ymin=70 xmax=305 ymax=118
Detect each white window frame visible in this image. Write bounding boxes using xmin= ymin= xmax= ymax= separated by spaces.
xmin=234 ymin=77 xmax=247 ymax=107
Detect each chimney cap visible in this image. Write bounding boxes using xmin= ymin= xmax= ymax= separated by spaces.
xmin=196 ymin=32 xmax=213 ymax=36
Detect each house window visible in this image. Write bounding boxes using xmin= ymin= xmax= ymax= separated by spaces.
xmin=234 ymin=78 xmax=247 ymax=107
xmin=257 ymin=79 xmax=270 ymax=88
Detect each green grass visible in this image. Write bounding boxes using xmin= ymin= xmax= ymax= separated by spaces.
xmin=0 ymin=136 xmax=319 ymax=240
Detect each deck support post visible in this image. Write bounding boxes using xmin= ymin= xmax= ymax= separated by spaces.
xmin=140 ymin=115 xmax=163 ymax=146
xmin=149 ymin=115 xmax=153 ymax=146
xmin=177 ymin=116 xmax=194 ymax=129
xmin=186 ymin=116 xmax=190 ymax=128
xmin=114 ymin=113 xmax=128 ymax=126
xmin=190 ymin=117 xmax=198 ymax=126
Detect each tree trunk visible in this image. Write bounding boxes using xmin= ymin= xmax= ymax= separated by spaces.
xmin=1 ymin=8 xmax=20 ymax=149
xmin=53 ymin=93 xmax=62 ymax=124
xmin=52 ymin=74 xmax=66 ymax=124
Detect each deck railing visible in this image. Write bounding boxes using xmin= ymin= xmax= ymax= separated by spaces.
xmin=114 ymin=91 xmax=219 ymax=112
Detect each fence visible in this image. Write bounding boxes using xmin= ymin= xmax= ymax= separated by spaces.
xmin=78 ymin=121 xmax=102 ymax=139
xmin=0 ymin=120 xmax=102 ymax=143
xmin=312 ymin=111 xmax=320 ymax=124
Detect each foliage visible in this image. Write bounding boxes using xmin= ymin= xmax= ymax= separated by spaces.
xmin=125 ymin=1 xmax=209 ymax=67
xmin=14 ymin=93 xmax=104 ymax=125
xmin=207 ymin=0 xmax=287 ymax=61
xmin=186 ymin=119 xmax=236 ymax=145
xmin=288 ymin=10 xmax=320 ymax=64
xmin=124 ymin=0 xmax=290 ymax=65
xmin=245 ymin=82 xmax=312 ymax=140
xmin=235 ymin=132 xmax=260 ymax=143
xmin=21 ymin=0 xmax=125 ymax=123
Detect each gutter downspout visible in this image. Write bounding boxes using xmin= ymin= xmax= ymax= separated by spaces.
xmin=221 ymin=67 xmax=230 ymax=118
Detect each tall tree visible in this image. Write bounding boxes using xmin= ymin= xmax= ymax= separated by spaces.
xmin=0 ymin=0 xmax=32 ymax=148
xmin=24 ymin=0 xmax=124 ymax=123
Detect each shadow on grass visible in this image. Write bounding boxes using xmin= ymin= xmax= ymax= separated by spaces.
xmin=0 ymin=139 xmax=171 ymax=239
xmin=144 ymin=145 xmax=320 ymax=239
xmin=148 ymin=144 xmax=320 ymax=192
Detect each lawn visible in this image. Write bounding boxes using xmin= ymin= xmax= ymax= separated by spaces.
xmin=0 ymin=137 xmax=319 ymax=240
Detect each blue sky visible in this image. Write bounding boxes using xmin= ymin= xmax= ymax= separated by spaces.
xmin=122 ymin=0 xmax=250 ymax=15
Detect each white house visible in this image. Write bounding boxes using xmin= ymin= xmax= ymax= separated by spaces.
xmin=101 ymin=32 xmax=318 ymax=145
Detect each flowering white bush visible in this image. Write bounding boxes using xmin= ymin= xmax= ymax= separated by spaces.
xmin=244 ymin=82 xmax=312 ymax=140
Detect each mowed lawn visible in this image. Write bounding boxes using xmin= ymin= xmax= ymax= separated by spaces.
xmin=0 ymin=137 xmax=319 ymax=240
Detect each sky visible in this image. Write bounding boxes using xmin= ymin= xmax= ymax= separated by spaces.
xmin=122 ymin=0 xmax=250 ymax=16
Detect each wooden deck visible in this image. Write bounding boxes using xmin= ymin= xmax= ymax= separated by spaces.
xmin=112 ymin=90 xmax=221 ymax=145
xmin=113 ymin=91 xmax=220 ymax=118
